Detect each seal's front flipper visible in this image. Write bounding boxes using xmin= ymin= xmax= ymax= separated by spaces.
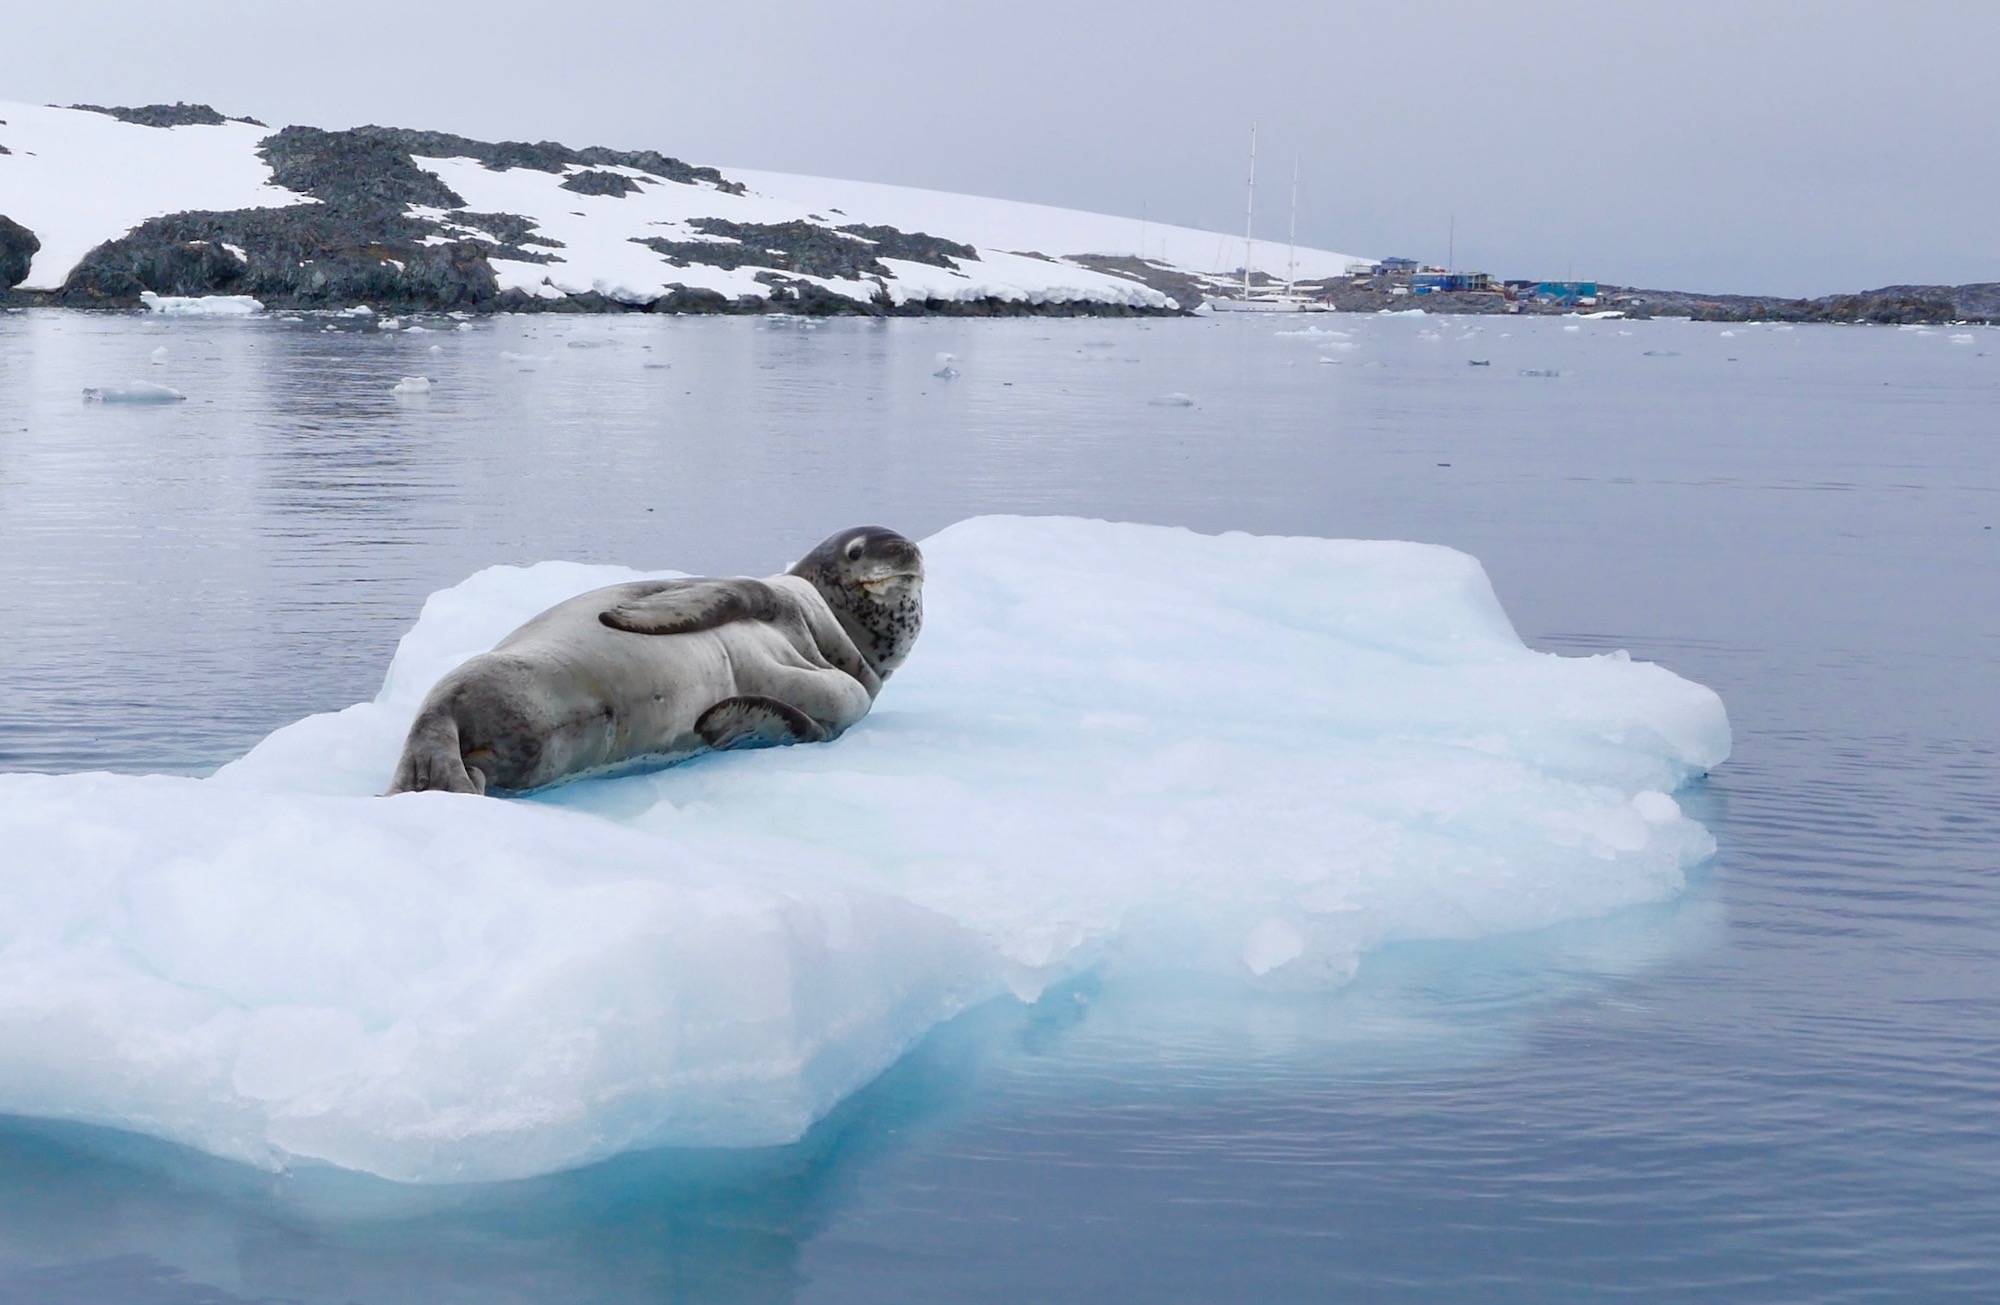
xmin=600 ymin=579 xmax=781 ymax=636
xmin=696 ymin=695 xmax=830 ymax=750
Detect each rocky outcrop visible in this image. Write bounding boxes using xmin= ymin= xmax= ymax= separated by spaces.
xmin=70 ymin=103 xmax=265 ymax=128
xmin=0 ymin=214 xmax=39 ymax=289
xmin=635 ymin=219 xmax=975 ymax=283
xmin=1069 ymin=255 xmax=1203 ymax=312
xmin=560 ymin=170 xmax=641 ymax=197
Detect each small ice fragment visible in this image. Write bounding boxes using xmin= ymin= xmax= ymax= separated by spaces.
xmin=1517 ymin=368 xmax=1561 ymax=378
xmin=378 ymin=318 xmax=403 ymax=332
xmin=1950 ymin=333 xmax=1975 ymax=344
xmin=150 ymin=346 xmax=168 ymax=366
xmin=82 ymin=382 xmax=186 ymax=404
xmin=1562 ymin=324 xmax=1581 ymax=332
xmin=1643 ymin=349 xmax=1681 ymax=357
xmin=343 ymin=305 xmax=375 ymax=317
xmin=1243 ymin=917 xmax=1305 ymax=976
xmin=392 ymin=376 xmax=431 ymax=395
xmin=1318 ymin=356 xmax=1343 ymax=364
xmin=139 ymin=292 xmax=263 ymax=316
xmin=933 ymin=352 xmax=960 ymax=379
xmin=1718 ymin=330 xmax=1737 ymax=337
xmin=1147 ymin=392 xmax=1196 ymax=406
xmin=427 ymin=344 xmax=443 ymax=353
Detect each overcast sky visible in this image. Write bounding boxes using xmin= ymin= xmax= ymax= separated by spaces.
xmin=8 ymin=1 xmax=1995 ymax=296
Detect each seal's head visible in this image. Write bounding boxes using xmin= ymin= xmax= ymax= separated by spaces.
xmin=790 ymin=526 xmax=924 ymax=679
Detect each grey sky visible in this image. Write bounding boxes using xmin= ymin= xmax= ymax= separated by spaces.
xmin=9 ymin=0 xmax=1995 ymax=296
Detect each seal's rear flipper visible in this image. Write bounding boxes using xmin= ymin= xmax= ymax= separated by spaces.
xmin=386 ymin=711 xmax=487 ymax=795
xmin=696 ymin=696 xmax=830 ymax=750
xmin=600 ymin=579 xmax=781 ymax=636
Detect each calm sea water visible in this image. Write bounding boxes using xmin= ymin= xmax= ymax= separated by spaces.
xmin=0 ymin=308 xmax=1995 ymax=1303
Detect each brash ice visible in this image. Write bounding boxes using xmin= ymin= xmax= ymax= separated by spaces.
xmin=0 ymin=518 xmax=1729 ymax=1183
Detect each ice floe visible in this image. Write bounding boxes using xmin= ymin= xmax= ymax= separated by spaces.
xmin=0 ymin=517 xmax=1728 ymax=1183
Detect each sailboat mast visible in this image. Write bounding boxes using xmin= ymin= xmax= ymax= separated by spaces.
xmin=1285 ymin=155 xmax=1299 ymax=302
xmin=1243 ymin=125 xmax=1257 ymax=299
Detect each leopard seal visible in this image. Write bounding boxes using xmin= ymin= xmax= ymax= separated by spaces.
xmin=386 ymin=526 xmax=923 ymax=795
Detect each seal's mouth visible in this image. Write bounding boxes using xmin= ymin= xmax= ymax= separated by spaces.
xmin=858 ymin=568 xmax=922 ymax=595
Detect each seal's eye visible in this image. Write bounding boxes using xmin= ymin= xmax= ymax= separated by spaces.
xmin=845 ymin=539 xmax=865 ymax=561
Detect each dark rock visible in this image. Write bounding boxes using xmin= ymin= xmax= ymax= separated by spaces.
xmin=836 ymin=223 xmax=976 ymax=268
xmin=69 ymin=103 xmax=263 ymax=129
xmin=306 ymin=127 xmax=742 ymax=192
xmin=560 ymin=170 xmax=642 ymax=197
xmin=1069 ymin=255 xmax=1202 ymax=313
xmin=0 ymin=215 xmax=39 ymax=289
xmin=56 ymin=208 xmax=501 ymax=310
xmin=261 ymin=126 xmax=468 ymax=212
xmin=636 ymin=218 xmax=976 ymax=284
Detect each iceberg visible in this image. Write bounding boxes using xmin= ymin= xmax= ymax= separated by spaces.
xmin=80 ymin=381 xmax=186 ymax=403
xmin=139 ymin=292 xmax=264 ymax=316
xmin=0 ymin=518 xmax=1728 ymax=1183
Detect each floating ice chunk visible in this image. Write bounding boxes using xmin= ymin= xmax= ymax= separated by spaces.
xmin=1318 ymin=356 xmax=1344 ymax=365
xmin=1147 ymin=392 xmax=1196 ymax=406
xmin=391 ymin=376 xmax=431 ymax=395
xmin=378 ymin=317 xmax=403 ymax=332
xmin=1562 ymin=324 xmax=1581 ymax=332
xmin=1518 ymin=368 xmax=1561 ymax=378
xmin=1643 ymin=349 xmax=1681 ymax=357
xmin=1950 ymin=333 xmax=1975 ymax=344
xmin=150 ymin=346 xmax=168 ymax=365
xmin=0 ymin=518 xmax=1729 ymax=1183
xmin=499 ymin=351 xmax=555 ymax=364
xmin=82 ymin=381 xmax=186 ymax=403
xmin=139 ymin=292 xmax=263 ymax=316
xmin=1718 ymin=330 xmax=1737 ymax=338
xmin=933 ymin=351 xmax=960 ymax=378
xmin=427 ymin=344 xmax=443 ymax=353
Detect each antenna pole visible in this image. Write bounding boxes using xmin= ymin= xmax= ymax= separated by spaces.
xmin=1286 ymin=154 xmax=1299 ymax=302
xmin=1243 ymin=125 xmax=1257 ymax=298
xmin=1448 ymin=214 xmax=1455 ymax=273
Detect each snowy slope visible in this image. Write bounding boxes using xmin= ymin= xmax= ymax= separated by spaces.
xmin=0 ymin=103 xmax=309 ymax=291
xmin=0 ymin=101 xmax=1366 ymax=312
xmin=416 ymin=155 xmax=1173 ymax=309
xmin=728 ymin=167 xmax=1368 ymax=281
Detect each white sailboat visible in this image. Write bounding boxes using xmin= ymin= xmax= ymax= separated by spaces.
xmin=1207 ymin=128 xmax=1323 ymax=312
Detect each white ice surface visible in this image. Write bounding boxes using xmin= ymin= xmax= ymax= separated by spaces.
xmin=141 ymin=292 xmax=264 ymax=316
xmin=0 ymin=103 xmax=309 ymax=290
xmin=0 ymin=518 xmax=1728 ymax=1183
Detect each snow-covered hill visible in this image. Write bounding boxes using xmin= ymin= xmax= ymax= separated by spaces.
xmin=0 ymin=102 xmax=1366 ymax=315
